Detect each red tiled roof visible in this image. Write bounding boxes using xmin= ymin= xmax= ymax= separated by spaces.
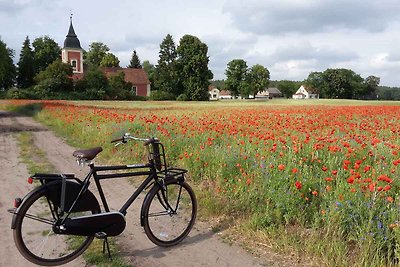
xmin=102 ymin=67 xmax=150 ymax=85
xmin=220 ymin=90 xmax=231 ymax=96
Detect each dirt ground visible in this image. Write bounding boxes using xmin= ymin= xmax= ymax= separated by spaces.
xmin=0 ymin=110 xmax=291 ymax=267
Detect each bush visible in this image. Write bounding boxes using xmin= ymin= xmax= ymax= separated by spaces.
xmin=5 ymin=87 xmax=33 ymax=99
xmin=150 ymin=90 xmax=176 ymax=100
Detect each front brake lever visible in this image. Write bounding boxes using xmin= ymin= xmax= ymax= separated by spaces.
xmin=114 ymin=141 xmax=124 ymax=147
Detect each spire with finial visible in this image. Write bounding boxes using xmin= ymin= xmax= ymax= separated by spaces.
xmin=63 ymin=12 xmax=81 ymax=49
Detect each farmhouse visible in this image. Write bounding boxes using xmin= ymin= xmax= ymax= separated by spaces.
xmin=61 ymin=17 xmax=151 ymax=97
xmin=292 ymin=85 xmax=319 ymax=99
xmin=255 ymin=87 xmax=282 ymax=99
xmin=208 ymin=86 xmax=220 ymax=100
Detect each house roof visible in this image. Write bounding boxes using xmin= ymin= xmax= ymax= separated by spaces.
xmin=64 ymin=19 xmax=82 ymax=49
xmin=266 ymin=87 xmax=282 ymax=94
xmin=220 ymin=90 xmax=231 ymax=96
xmin=102 ymin=67 xmax=150 ymax=85
xmin=299 ymin=85 xmax=318 ymax=94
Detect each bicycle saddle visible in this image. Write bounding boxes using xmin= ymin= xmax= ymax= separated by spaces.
xmin=73 ymin=147 xmax=103 ymax=160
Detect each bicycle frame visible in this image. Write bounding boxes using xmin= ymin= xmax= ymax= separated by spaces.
xmin=89 ymin=162 xmax=157 ymax=215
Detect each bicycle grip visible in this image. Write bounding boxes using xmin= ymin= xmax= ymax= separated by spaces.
xmin=111 ymin=137 xmax=123 ymax=143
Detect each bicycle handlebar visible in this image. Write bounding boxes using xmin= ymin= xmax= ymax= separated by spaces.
xmin=110 ymin=133 xmax=159 ymax=146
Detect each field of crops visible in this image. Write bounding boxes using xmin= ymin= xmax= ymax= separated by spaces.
xmin=4 ymin=99 xmax=400 ymax=266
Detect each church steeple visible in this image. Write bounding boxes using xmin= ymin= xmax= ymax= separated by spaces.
xmin=63 ymin=14 xmax=82 ymax=49
xmin=61 ymin=14 xmax=83 ymax=74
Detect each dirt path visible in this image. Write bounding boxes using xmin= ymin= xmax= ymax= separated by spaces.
xmin=0 ymin=111 xmax=273 ymax=267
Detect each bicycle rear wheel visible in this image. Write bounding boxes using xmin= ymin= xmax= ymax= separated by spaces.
xmin=142 ymin=179 xmax=197 ymax=247
xmin=13 ymin=186 xmax=99 ymax=266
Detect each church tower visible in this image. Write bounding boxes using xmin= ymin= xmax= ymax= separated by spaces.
xmin=61 ymin=15 xmax=83 ymax=74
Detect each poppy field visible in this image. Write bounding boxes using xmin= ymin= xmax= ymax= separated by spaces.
xmin=4 ymin=99 xmax=400 ymax=266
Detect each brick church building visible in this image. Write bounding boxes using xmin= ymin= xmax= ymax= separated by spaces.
xmin=61 ymin=18 xmax=151 ymax=97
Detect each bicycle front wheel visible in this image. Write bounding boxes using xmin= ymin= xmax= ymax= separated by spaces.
xmin=143 ymin=179 xmax=197 ymax=247
xmin=13 ymin=186 xmax=99 ymax=266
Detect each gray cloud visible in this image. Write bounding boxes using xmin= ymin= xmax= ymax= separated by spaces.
xmin=223 ymin=0 xmax=400 ymax=35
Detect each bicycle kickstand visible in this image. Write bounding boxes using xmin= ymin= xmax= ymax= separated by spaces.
xmin=102 ymin=237 xmax=112 ymax=261
xmin=96 ymin=232 xmax=112 ymax=261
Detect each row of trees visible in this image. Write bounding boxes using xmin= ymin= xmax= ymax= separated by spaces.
xmin=0 ymin=33 xmax=214 ymax=101
xmin=1 ymin=34 xmax=397 ymax=100
xmin=304 ymin=69 xmax=380 ymax=99
xmin=216 ymin=68 xmax=382 ymax=100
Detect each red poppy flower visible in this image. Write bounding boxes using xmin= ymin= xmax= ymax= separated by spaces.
xmin=295 ymin=181 xmax=302 ymax=190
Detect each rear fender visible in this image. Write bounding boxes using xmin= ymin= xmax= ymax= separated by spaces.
xmin=11 ymin=180 xmax=100 ymax=229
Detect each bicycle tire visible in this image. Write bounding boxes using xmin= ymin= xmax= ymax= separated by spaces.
xmin=142 ymin=179 xmax=197 ymax=247
xmin=13 ymin=184 xmax=100 ymax=266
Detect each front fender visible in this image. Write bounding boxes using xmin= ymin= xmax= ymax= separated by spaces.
xmin=11 ymin=180 xmax=100 ymax=229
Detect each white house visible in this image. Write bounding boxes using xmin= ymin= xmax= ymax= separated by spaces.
xmin=208 ymin=86 xmax=220 ymax=100
xmin=219 ymin=90 xmax=234 ymax=99
xmin=292 ymin=85 xmax=319 ymax=99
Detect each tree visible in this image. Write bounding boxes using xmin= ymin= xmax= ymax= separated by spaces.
xmin=142 ymin=60 xmax=156 ymax=89
xmin=247 ymin=64 xmax=270 ymax=97
xmin=108 ymin=71 xmax=132 ymax=99
xmin=32 ymin=36 xmax=61 ymax=74
xmin=154 ymin=34 xmax=179 ymax=96
xmin=278 ymin=80 xmax=300 ymax=98
xmin=304 ymin=71 xmax=325 ymax=96
xmin=85 ymin=42 xmax=109 ymax=67
xmin=363 ymin=75 xmax=380 ymax=99
xmin=225 ymin=59 xmax=248 ymax=98
xmin=0 ymin=39 xmax=16 ymax=90
xmin=323 ymin=68 xmax=363 ymax=99
xmin=176 ymin=35 xmax=213 ymax=100
xmin=80 ymin=67 xmax=109 ymax=99
xmin=17 ymin=36 xmax=35 ymax=88
xmin=128 ymin=50 xmax=142 ymax=68
xmin=33 ymin=60 xmax=73 ymax=98
xmin=100 ymin=52 xmax=120 ymax=67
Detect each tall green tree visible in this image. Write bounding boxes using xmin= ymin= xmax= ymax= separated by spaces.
xmin=323 ymin=68 xmax=363 ymax=99
xmin=363 ymin=75 xmax=380 ymax=99
xmin=176 ymin=35 xmax=213 ymax=100
xmin=0 ymin=39 xmax=16 ymax=90
xmin=100 ymin=52 xmax=120 ymax=67
xmin=142 ymin=60 xmax=156 ymax=89
xmin=85 ymin=42 xmax=109 ymax=67
xmin=247 ymin=64 xmax=270 ymax=97
xmin=128 ymin=50 xmax=142 ymax=68
xmin=32 ymin=36 xmax=61 ymax=74
xmin=17 ymin=36 xmax=35 ymax=88
xmin=154 ymin=34 xmax=179 ymax=95
xmin=304 ymin=71 xmax=325 ymax=96
xmin=225 ymin=59 xmax=248 ymax=98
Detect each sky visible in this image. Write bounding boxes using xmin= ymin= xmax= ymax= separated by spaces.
xmin=1 ymin=0 xmax=400 ymax=87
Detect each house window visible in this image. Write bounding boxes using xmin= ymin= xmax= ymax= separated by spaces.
xmin=131 ymin=86 xmax=137 ymax=96
xmin=71 ymin=60 xmax=77 ymax=72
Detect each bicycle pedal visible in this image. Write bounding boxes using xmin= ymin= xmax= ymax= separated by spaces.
xmin=95 ymin=232 xmax=107 ymax=239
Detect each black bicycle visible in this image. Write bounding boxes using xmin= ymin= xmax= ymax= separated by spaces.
xmin=9 ymin=133 xmax=197 ymax=266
